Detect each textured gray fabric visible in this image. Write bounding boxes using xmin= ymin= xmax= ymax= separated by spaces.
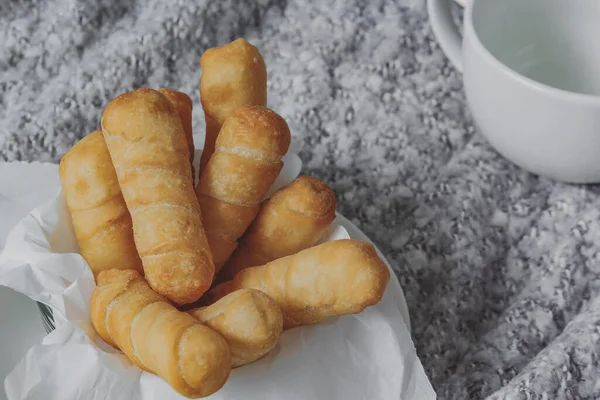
xmin=1 ymin=0 xmax=599 ymax=399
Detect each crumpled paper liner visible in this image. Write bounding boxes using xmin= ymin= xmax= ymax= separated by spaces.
xmin=0 ymin=148 xmax=435 ymax=400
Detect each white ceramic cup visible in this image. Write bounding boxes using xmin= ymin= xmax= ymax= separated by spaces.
xmin=428 ymin=0 xmax=600 ymax=183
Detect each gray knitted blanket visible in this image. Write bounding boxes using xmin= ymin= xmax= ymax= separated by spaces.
xmin=2 ymin=1 xmax=599 ymax=399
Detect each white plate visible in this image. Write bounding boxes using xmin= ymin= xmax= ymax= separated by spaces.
xmin=0 ymin=147 xmax=411 ymax=399
xmin=0 ymin=287 xmax=47 ymax=400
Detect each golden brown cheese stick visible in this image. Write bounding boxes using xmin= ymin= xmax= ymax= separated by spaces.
xmin=207 ymin=239 xmax=390 ymax=329
xmin=196 ymin=105 xmax=291 ymax=271
xmin=199 ymin=38 xmax=267 ymax=173
xmin=59 ymin=130 xmax=143 ymax=278
xmin=217 ymin=175 xmax=336 ymax=283
xmin=90 ymin=269 xmax=231 ymax=398
xmin=188 ymin=289 xmax=283 ymax=368
xmin=101 ymin=88 xmax=214 ymax=305
xmin=159 ymin=88 xmax=195 ymax=180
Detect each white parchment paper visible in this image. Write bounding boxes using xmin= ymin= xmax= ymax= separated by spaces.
xmin=0 ymin=149 xmax=435 ymax=400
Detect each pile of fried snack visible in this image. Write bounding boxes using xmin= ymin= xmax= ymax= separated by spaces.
xmin=58 ymin=38 xmax=391 ymax=398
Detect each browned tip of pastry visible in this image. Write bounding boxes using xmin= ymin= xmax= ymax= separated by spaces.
xmin=59 ymin=130 xmax=102 ymax=184
xmin=178 ymin=328 xmax=232 ymax=397
xmin=96 ymin=268 xmax=141 ymax=287
xmin=199 ymin=38 xmax=267 ymax=124
xmin=272 ymin=175 xmax=337 ymax=218
xmin=210 ymin=289 xmax=281 ymax=337
xmin=191 ymin=288 xmax=283 ymax=347
xmin=227 ymin=37 xmax=256 ymax=51
xmin=339 ymin=240 xmax=391 ymax=306
xmin=216 ymin=105 xmax=291 ymax=162
xmin=59 ymin=129 xmax=101 ymax=165
xmin=231 ymin=289 xmax=283 ymax=344
xmin=200 ymin=38 xmax=263 ymax=69
xmin=59 ymin=130 xmax=104 ymax=176
xmin=158 ymin=88 xmax=193 ymax=110
xmin=189 ymin=288 xmax=283 ymax=368
xmin=59 ymin=130 xmax=119 ymax=210
xmin=101 ymin=88 xmax=176 ymax=139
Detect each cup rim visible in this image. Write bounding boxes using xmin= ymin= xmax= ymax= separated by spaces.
xmin=464 ymin=0 xmax=600 ymax=105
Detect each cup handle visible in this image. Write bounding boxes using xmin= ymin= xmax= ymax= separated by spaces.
xmin=427 ymin=0 xmax=465 ymax=72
